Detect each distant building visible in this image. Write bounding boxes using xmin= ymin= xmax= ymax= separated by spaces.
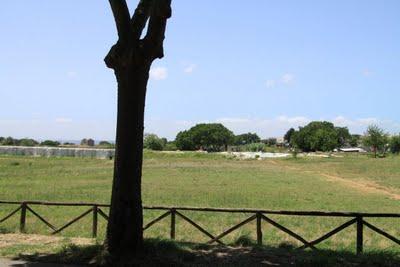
xmin=276 ymin=137 xmax=285 ymax=144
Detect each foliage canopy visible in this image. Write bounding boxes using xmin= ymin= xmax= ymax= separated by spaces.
xmin=175 ymin=123 xmax=234 ymax=152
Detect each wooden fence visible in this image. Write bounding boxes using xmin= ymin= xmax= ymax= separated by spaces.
xmin=1 ymin=201 xmax=399 ymax=254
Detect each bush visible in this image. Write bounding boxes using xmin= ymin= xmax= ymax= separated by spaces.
xmin=164 ymin=142 xmax=177 ymax=151
xmin=234 ymin=133 xmax=260 ymax=145
xmin=265 ymin=138 xmax=277 ymax=147
xmin=1 ymin=137 xmax=18 ymax=146
xmin=247 ymin=143 xmax=265 ymax=152
xmin=19 ymin=138 xmax=39 ymax=147
xmin=40 ymin=140 xmax=60 ymax=147
xmin=98 ymin=141 xmax=114 ymax=148
xmin=390 ymin=134 xmax=400 ymax=154
xmin=144 ymin=134 xmax=165 ymax=151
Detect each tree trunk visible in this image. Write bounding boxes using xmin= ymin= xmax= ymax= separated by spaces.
xmin=105 ymin=66 xmax=150 ymax=259
xmin=103 ymin=0 xmax=171 ymax=264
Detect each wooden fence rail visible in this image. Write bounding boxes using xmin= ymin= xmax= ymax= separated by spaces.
xmin=0 ymin=201 xmax=399 ymax=254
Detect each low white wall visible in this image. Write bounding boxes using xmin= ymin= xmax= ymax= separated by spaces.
xmin=0 ymin=146 xmax=115 ymax=159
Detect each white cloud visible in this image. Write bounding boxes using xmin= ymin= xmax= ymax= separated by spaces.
xmin=150 ymin=67 xmax=168 ymax=81
xmin=183 ymin=64 xmax=197 ymax=74
xmin=265 ymin=80 xmax=276 ymax=88
xmin=265 ymin=73 xmax=295 ymax=88
xmin=281 ymin=73 xmax=295 ymax=84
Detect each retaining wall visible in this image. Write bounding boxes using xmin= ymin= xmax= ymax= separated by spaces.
xmin=0 ymin=146 xmax=115 ymax=159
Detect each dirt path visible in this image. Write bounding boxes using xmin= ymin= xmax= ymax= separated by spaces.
xmin=270 ymin=161 xmax=400 ymax=200
xmin=320 ymin=173 xmax=400 ymax=200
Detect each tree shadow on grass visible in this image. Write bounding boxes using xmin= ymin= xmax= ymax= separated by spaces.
xmin=13 ymin=238 xmax=400 ymax=267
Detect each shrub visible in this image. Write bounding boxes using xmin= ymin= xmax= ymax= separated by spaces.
xmin=390 ymin=134 xmax=400 ymax=154
xmin=40 ymin=140 xmax=60 ymax=147
xmin=144 ymin=134 xmax=165 ymax=151
xmin=247 ymin=143 xmax=265 ymax=152
xmin=98 ymin=141 xmax=115 ymax=148
xmin=1 ymin=137 xmax=18 ymax=146
xmin=164 ymin=142 xmax=177 ymax=151
xmin=19 ymin=138 xmax=39 ymax=147
xmin=234 ymin=133 xmax=260 ymax=145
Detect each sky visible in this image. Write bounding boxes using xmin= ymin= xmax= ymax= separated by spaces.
xmin=1 ymin=0 xmax=400 ymax=141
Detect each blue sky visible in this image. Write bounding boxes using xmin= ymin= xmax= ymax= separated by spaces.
xmin=1 ymin=0 xmax=399 ymax=140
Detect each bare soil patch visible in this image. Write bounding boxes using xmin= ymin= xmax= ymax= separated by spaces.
xmin=0 ymin=234 xmax=94 ymax=249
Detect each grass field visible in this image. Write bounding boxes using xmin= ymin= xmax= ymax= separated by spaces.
xmin=0 ymin=151 xmax=399 ymax=254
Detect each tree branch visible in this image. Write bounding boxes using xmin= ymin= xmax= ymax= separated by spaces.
xmin=131 ymin=0 xmax=153 ymax=41
xmin=109 ymin=0 xmax=132 ymax=43
xmin=144 ymin=0 xmax=172 ymax=60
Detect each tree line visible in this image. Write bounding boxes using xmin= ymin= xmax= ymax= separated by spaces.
xmin=0 ymin=137 xmax=114 ymax=148
xmin=2 ymin=122 xmax=399 ymax=156
xmin=143 ymin=121 xmax=400 ymax=156
xmin=285 ymin=122 xmax=400 ymax=157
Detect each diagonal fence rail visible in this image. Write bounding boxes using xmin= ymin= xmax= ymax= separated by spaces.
xmin=0 ymin=201 xmax=399 ymax=254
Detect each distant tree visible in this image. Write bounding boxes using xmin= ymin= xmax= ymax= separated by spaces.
xmin=389 ymin=134 xmax=400 ymax=154
xmin=349 ymin=134 xmax=361 ymax=147
xmin=40 ymin=140 xmax=60 ymax=147
xmin=63 ymin=142 xmax=75 ymax=146
xmin=0 ymin=137 xmax=4 ymax=144
xmin=335 ymin=127 xmax=351 ymax=147
xmin=87 ymin=139 xmax=95 ymax=146
xmin=144 ymin=134 xmax=164 ymax=151
xmin=175 ymin=123 xmax=234 ymax=152
xmin=265 ymin=138 xmax=277 ymax=147
xmin=80 ymin=138 xmax=95 ymax=146
xmin=291 ymin=121 xmax=339 ymax=152
xmin=19 ymin=138 xmax=39 ymax=147
xmin=234 ymin=133 xmax=260 ymax=145
xmin=284 ymin=128 xmax=295 ymax=144
xmin=98 ymin=141 xmax=114 ymax=148
xmin=164 ymin=141 xmax=177 ymax=151
xmin=175 ymin=131 xmax=196 ymax=151
xmin=160 ymin=137 xmax=168 ymax=147
xmin=2 ymin=137 xmax=17 ymax=146
xmin=362 ymin=125 xmax=388 ymax=158
xmin=99 ymin=141 xmax=111 ymax=146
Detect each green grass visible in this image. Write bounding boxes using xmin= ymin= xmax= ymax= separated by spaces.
xmin=0 ymin=151 xmax=399 ymax=253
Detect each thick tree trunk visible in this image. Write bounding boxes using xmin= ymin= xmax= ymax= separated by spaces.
xmin=105 ymin=65 xmax=150 ymax=260
xmin=103 ymin=0 xmax=171 ymax=264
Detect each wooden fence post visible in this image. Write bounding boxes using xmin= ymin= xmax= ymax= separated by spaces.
xmin=92 ymin=205 xmax=98 ymax=238
xmin=20 ymin=203 xmax=27 ymax=233
xmin=170 ymin=208 xmax=176 ymax=240
xmin=356 ymin=216 xmax=363 ymax=254
xmin=256 ymin=212 xmax=263 ymax=246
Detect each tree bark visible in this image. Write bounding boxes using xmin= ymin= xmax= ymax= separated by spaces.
xmin=103 ymin=0 xmax=171 ymax=263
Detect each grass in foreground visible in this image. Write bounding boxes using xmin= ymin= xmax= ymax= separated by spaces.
xmin=0 ymin=152 xmax=399 ymax=252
